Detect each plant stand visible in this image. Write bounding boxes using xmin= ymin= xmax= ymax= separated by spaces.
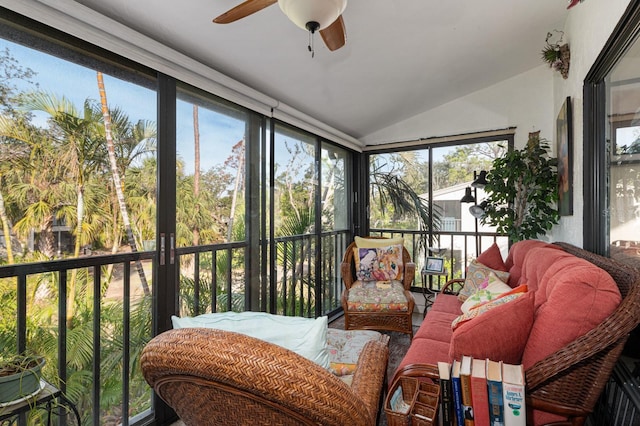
xmin=0 ymin=381 xmax=81 ymax=426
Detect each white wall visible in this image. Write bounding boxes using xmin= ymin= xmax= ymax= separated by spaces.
xmin=363 ymin=0 xmax=634 ymax=247
xmin=361 ymin=65 xmax=554 ymax=150
xmin=551 ymin=0 xmax=632 ymax=246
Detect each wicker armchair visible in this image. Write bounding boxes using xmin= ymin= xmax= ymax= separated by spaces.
xmin=341 ymin=238 xmax=415 ymax=337
xmin=394 ymin=242 xmax=640 ymax=426
xmin=140 ymin=327 xmax=389 ymax=426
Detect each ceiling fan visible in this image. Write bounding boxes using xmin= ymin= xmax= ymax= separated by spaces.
xmin=213 ymin=0 xmax=348 ymax=52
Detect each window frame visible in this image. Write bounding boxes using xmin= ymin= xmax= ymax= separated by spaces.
xmin=584 ymin=1 xmax=640 ymax=255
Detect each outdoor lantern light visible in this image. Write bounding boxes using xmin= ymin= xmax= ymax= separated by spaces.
xmin=460 ymin=187 xmax=476 ymax=203
xmin=471 ymin=170 xmax=488 ymax=188
xmin=469 ymin=201 xmax=489 ymax=219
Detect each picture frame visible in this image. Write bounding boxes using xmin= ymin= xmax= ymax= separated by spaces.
xmin=556 ymin=96 xmax=573 ymax=216
xmin=424 ymin=256 xmax=445 ymax=274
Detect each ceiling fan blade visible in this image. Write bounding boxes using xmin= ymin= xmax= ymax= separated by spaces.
xmin=320 ymin=16 xmax=346 ymax=51
xmin=213 ymin=0 xmax=277 ymax=24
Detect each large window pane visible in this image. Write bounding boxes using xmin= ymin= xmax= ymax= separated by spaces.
xmin=175 ymin=85 xmax=249 ymax=315
xmin=607 ymin=36 xmax=640 ymax=268
xmin=369 ymin=140 xmax=508 ymax=281
xmin=321 ymin=143 xmax=349 ymax=232
xmin=0 ymin=32 xmax=157 ymax=424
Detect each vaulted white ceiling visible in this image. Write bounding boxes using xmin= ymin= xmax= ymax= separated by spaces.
xmin=30 ymin=0 xmax=571 ymax=142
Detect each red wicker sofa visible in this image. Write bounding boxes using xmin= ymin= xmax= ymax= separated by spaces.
xmin=393 ymin=240 xmax=640 ymax=426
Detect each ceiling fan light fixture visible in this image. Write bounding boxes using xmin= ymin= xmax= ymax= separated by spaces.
xmin=278 ymin=0 xmax=347 ymax=31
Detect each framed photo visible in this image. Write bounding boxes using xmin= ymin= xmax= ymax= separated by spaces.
xmin=425 ymin=257 xmax=445 ymax=274
xmin=557 ymin=96 xmax=573 ymax=216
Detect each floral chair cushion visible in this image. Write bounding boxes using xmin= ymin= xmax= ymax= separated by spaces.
xmin=327 ymin=328 xmax=384 ymax=377
xmin=346 ymin=280 xmax=409 ymax=312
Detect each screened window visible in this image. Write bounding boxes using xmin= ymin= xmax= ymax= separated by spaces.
xmin=606 ymin=35 xmax=640 ymax=268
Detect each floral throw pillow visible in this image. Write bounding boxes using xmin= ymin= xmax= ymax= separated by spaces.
xmin=375 ymin=244 xmax=403 ymax=281
xmin=458 ymin=259 xmax=511 ymax=302
xmin=354 ymin=247 xmax=378 ymax=281
xmin=354 ymin=244 xmax=404 ymax=282
xmin=452 ymin=284 xmax=528 ymax=330
xmin=460 ymin=271 xmax=513 ymax=314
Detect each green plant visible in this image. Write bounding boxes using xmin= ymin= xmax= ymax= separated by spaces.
xmin=482 ymin=131 xmax=560 ymax=242
xmin=0 ymin=354 xmax=42 ymax=377
xmin=0 ymin=354 xmax=45 ymax=404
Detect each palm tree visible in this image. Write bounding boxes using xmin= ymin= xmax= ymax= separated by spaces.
xmin=96 ymin=72 xmax=149 ymax=296
xmin=193 ymin=104 xmax=201 ymax=245
xmin=0 ymin=115 xmax=66 ymax=260
xmin=369 ymin=158 xmax=442 ymax=254
xmin=22 ymin=91 xmax=106 ymax=326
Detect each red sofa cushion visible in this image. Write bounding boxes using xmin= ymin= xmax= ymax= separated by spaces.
xmin=414 ymin=310 xmax=457 ymax=342
xmin=448 ymin=291 xmax=535 ymax=364
xmin=476 ymin=242 xmax=508 ymax=272
xmin=522 ymin=256 xmax=622 ymax=369
xmin=504 ymin=240 xmax=558 ymax=287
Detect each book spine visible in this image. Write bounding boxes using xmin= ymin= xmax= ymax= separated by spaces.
xmin=440 ymin=377 xmax=453 ymax=426
xmin=503 ymin=382 xmax=525 ymax=426
xmin=452 ymin=375 xmax=464 ymax=426
xmin=487 ymin=378 xmax=504 ymax=426
xmin=460 ymin=371 xmax=474 ymax=426
xmin=471 ymin=375 xmax=489 ymax=426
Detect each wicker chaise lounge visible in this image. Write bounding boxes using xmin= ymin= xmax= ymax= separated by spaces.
xmin=140 ymin=327 xmax=389 ymax=425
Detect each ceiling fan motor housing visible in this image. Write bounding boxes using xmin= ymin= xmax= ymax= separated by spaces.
xmin=278 ymin=0 xmax=347 ymax=31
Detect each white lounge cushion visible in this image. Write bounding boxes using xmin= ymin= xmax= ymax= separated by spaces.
xmin=171 ymin=311 xmax=330 ymax=369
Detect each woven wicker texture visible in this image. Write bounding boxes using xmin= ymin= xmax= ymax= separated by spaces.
xmin=141 ymin=327 xmax=389 ymax=425
xmin=523 ymin=242 xmax=640 ymax=422
xmin=341 ymin=238 xmax=415 ymax=337
xmin=393 ymin=242 xmax=640 ymax=425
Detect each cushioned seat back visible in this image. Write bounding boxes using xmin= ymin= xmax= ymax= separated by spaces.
xmin=519 ymin=246 xmax=574 ymax=294
xmin=504 ymin=240 xmax=556 ymax=286
xmin=522 ymin=256 xmax=622 ymax=370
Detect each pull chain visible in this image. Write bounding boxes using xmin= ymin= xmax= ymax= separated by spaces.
xmin=305 ymin=21 xmax=320 ymax=58
xmin=308 ymin=30 xmax=314 ymax=58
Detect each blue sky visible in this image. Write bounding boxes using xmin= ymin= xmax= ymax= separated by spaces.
xmin=2 ymin=38 xmax=245 ymax=174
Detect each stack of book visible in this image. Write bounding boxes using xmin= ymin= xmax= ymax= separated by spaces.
xmin=436 ymin=356 xmax=525 ymax=426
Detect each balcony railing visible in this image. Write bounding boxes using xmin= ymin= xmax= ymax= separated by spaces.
xmin=0 ymin=230 xmax=349 ymax=425
xmin=3 ymin=227 xmax=635 ymax=425
xmin=370 ymin=228 xmax=509 ymax=288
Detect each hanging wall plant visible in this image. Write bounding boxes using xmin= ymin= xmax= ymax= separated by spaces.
xmin=541 ymin=30 xmax=570 ymax=79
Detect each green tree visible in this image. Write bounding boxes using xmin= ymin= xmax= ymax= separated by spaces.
xmin=482 ymin=132 xmax=559 ymax=241
xmin=22 ymin=91 xmax=107 ymax=326
xmin=97 ymin=72 xmax=150 ymax=295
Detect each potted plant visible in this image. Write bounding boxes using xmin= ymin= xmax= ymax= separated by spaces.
xmin=541 ymin=30 xmax=570 ymax=79
xmin=481 ymin=131 xmax=560 ymax=242
xmin=0 ymin=354 xmax=45 ymax=404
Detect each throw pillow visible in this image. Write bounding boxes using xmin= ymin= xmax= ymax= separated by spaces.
xmin=452 ymin=284 xmax=528 ymax=330
xmin=448 ymin=291 xmax=535 ymax=365
xmin=354 ymin=236 xmax=403 ymax=248
xmin=476 ymin=242 xmax=508 ymax=272
xmin=374 ymin=244 xmax=403 ymax=281
xmin=460 ymin=271 xmax=513 ymax=314
xmin=171 ymin=312 xmax=330 ymax=369
xmin=354 ymin=247 xmax=379 ymax=281
xmin=353 ymin=238 xmax=405 ymax=282
xmin=458 ymin=260 xmax=511 ymax=302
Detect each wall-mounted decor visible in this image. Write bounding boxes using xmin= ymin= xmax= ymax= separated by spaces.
xmin=557 ymin=96 xmax=573 ymax=216
xmin=567 ymin=0 xmax=587 ymax=9
xmin=541 ymin=30 xmax=570 ymax=79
